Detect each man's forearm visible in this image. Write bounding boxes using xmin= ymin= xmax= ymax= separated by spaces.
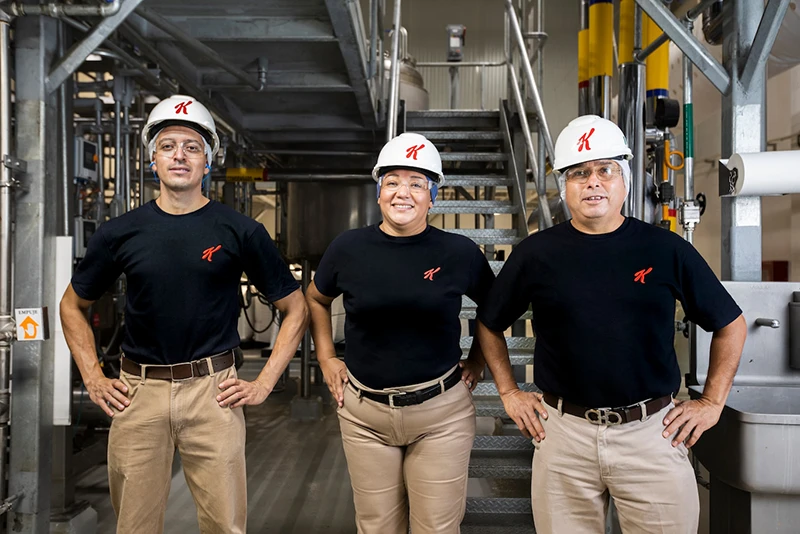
xmin=701 ymin=315 xmax=746 ymax=407
xmin=60 ymin=303 xmax=104 ymax=384
xmin=257 ymin=303 xmax=309 ymax=390
xmin=476 ymin=320 xmax=519 ymax=395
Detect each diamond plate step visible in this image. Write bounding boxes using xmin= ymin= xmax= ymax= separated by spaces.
xmin=460 ymin=525 xmax=536 ymax=534
xmin=408 ymin=110 xmax=499 ymax=119
xmin=472 ymin=435 xmax=534 ymax=452
xmin=446 ymin=228 xmax=521 ymax=245
xmin=473 ymin=382 xmax=538 ymax=396
xmin=407 ymin=110 xmax=499 ymax=129
xmin=489 ymin=261 xmax=505 ymax=275
xmin=460 ymin=352 xmax=533 ymax=366
xmin=460 ymin=296 xmax=532 ymax=320
xmin=460 ymin=336 xmax=535 ymax=365
xmin=465 ymin=497 xmax=532 ymax=515
xmin=420 ymin=130 xmax=503 ymax=141
xmin=442 ymin=175 xmax=513 ymax=187
xmin=469 ymin=453 xmax=532 ymax=479
xmin=440 ymin=152 xmax=508 ymax=162
xmin=474 ymin=398 xmax=509 ymax=418
xmin=430 ymin=200 xmax=517 ymax=214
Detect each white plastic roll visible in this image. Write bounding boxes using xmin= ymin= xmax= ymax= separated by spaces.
xmin=720 ymin=151 xmax=800 ymax=197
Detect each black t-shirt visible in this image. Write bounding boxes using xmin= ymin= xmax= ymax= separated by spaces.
xmin=314 ymin=224 xmax=495 ymax=389
xmin=478 ymin=217 xmax=741 ymax=408
xmin=71 ymin=200 xmax=299 ymax=365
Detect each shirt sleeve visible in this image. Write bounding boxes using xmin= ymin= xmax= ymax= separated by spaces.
xmin=677 ymin=242 xmax=742 ymax=332
xmin=242 ymin=225 xmax=299 ymax=302
xmin=313 ymin=236 xmax=342 ymax=298
xmin=466 ymin=245 xmax=495 ymax=306
xmin=71 ymin=226 xmax=123 ymax=301
xmin=477 ymin=241 xmax=534 ymax=331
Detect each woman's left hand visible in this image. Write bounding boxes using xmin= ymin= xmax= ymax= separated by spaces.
xmin=459 ymin=358 xmax=484 ymax=392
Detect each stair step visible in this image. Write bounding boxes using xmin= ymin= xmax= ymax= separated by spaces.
xmin=475 ymin=398 xmax=509 ymax=418
xmin=461 ymin=352 xmax=533 ymax=365
xmin=442 ymin=175 xmax=513 ymax=187
xmin=465 ymin=497 xmax=532 ymax=515
xmin=460 ymin=295 xmax=532 ymax=320
xmin=461 ymin=525 xmax=536 ymax=534
xmin=446 ymin=228 xmax=521 ymax=246
xmin=469 ymin=453 xmax=532 ymax=479
xmin=472 ymin=435 xmax=534 ymax=452
xmin=431 ymin=200 xmax=517 ymax=214
xmin=489 ymin=261 xmax=505 ymax=275
xmin=421 ymin=130 xmax=504 ymax=141
xmin=408 ymin=110 xmax=499 ymax=119
xmin=473 ymin=382 xmax=538 ymax=396
xmin=461 ymin=337 xmax=535 ymax=351
xmin=440 ymin=152 xmax=508 ymax=162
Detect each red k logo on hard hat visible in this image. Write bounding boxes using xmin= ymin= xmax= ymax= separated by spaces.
xmin=406 ymin=144 xmax=425 ymax=160
xmin=577 ymin=128 xmax=595 ymax=152
xmin=175 ymin=101 xmax=193 ymax=115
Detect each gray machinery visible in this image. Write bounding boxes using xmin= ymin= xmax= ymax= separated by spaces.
xmin=383 ymin=27 xmax=430 ymax=112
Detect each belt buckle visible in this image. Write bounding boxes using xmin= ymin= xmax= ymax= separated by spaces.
xmin=170 ymin=363 xmax=195 ymax=381
xmin=388 ymin=392 xmax=407 ymax=408
xmin=584 ymin=407 xmax=622 ymax=426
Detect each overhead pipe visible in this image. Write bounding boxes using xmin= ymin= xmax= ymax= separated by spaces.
xmin=9 ymin=0 xmax=120 ymax=18
xmin=385 ymin=0 xmax=402 ymax=142
xmin=135 ymin=7 xmax=263 ymax=91
xmin=0 ymin=11 xmax=13 ymax=505
xmin=635 ymin=0 xmax=717 ymax=62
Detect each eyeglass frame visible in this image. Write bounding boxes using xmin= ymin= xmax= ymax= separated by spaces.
xmin=378 ymin=174 xmax=434 ymax=193
xmin=154 ymin=139 xmax=207 ymax=159
xmin=562 ymin=158 xmax=625 ymax=184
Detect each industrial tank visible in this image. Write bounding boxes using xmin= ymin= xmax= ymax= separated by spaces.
xmin=282 ymin=182 xmax=382 ymax=264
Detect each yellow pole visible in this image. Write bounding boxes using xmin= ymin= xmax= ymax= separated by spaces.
xmin=619 ymin=0 xmax=635 ymax=65
xmin=644 ymin=14 xmax=669 ymax=101
xmin=578 ymin=29 xmax=589 ymax=88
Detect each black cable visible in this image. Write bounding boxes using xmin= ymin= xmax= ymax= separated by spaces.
xmin=239 ymin=281 xmax=276 ymax=334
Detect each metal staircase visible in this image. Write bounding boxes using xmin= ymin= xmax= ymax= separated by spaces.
xmin=407 ymin=105 xmax=538 ymax=533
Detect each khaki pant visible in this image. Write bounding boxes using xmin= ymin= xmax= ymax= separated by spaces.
xmin=108 ymin=365 xmax=246 ymax=534
xmin=338 ymin=368 xmax=476 ymax=534
xmin=532 ymin=398 xmax=699 ymax=534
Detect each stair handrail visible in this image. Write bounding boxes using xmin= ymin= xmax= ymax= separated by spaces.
xmin=499 ymin=101 xmax=534 ymax=235
xmin=504 ymin=0 xmax=570 ymax=220
xmin=385 ymin=0 xmax=402 ymax=142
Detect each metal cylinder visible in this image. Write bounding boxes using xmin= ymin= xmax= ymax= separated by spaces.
xmin=588 ymin=0 xmax=613 ymax=118
xmin=113 ymin=99 xmax=121 ymax=218
xmin=0 ymin=15 xmax=12 ymax=504
xmin=138 ymin=96 xmax=146 ymax=207
xmin=94 ymin=97 xmax=105 ymax=221
xmin=282 ymin=182 xmax=382 ymax=263
xmin=58 ymin=21 xmax=71 ymax=236
xmin=449 ymin=66 xmax=459 ymax=110
xmin=619 ymin=0 xmax=635 ymax=64
xmin=644 ymin=13 xmax=669 ymax=126
xmin=123 ymin=103 xmax=131 ymax=212
xmin=618 ymin=62 xmax=646 ymax=220
xmin=385 ymin=0 xmax=402 ymax=142
xmin=535 ymin=0 xmax=546 ymax=231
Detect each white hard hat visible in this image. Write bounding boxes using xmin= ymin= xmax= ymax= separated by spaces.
xmin=553 ymin=115 xmax=632 ymax=172
xmin=141 ymin=95 xmax=220 ymax=166
xmin=372 ymin=132 xmax=444 ymax=185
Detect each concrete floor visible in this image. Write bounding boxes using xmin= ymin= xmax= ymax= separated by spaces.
xmin=75 ymin=357 xmax=357 ymax=533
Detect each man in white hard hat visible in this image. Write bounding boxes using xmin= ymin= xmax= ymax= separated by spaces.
xmin=60 ymin=95 xmax=309 ymax=533
xmin=477 ymin=115 xmax=747 ymax=532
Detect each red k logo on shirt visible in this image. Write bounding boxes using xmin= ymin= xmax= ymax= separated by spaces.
xmin=577 ymin=128 xmax=595 ymax=152
xmin=202 ymin=245 xmax=222 ymax=262
xmin=175 ymin=100 xmax=193 ymax=115
xmin=634 ymin=267 xmax=653 ymax=284
xmin=406 ymin=144 xmax=425 ymax=160
xmin=423 ymin=267 xmax=441 ymax=281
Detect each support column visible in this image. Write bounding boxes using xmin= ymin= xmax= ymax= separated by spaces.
xmin=9 ymin=12 xmax=59 ymax=533
xmin=720 ymin=0 xmax=765 ymax=281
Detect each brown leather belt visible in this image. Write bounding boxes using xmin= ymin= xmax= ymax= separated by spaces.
xmin=121 ymin=351 xmax=235 ymax=381
xmin=542 ymin=392 xmax=672 ymax=425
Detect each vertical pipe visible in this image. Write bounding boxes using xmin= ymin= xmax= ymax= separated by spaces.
xmin=300 ymin=259 xmax=311 ymax=398
xmin=58 ymin=21 xmax=70 ymax=236
xmin=536 ymin=0 xmax=546 ymax=231
xmin=683 ymin=22 xmax=695 ymax=244
xmin=619 ymin=63 xmax=646 ymax=220
xmin=588 ymin=0 xmax=613 ymax=118
xmin=449 ymin=66 xmax=459 ymax=110
xmin=385 ymin=0 xmax=402 ymax=142
xmin=369 ymin=0 xmax=378 ymax=79
xmin=0 ymin=13 xmax=13 ymax=505
xmin=578 ymin=0 xmax=590 ymax=115
xmin=644 ymin=14 xmax=669 ymax=126
xmin=123 ymin=102 xmax=130 ymax=212
xmin=94 ymin=98 xmax=105 ymax=221
xmin=138 ymin=96 xmax=145 ymax=207
xmin=479 ymin=66 xmax=485 ymax=111
xmin=113 ymin=99 xmax=121 ymax=217
xmin=619 ymin=0 xmax=634 ymax=64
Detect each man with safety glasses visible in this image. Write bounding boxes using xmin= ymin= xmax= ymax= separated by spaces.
xmin=477 ymin=115 xmax=746 ymax=533
xmin=60 ymin=95 xmax=309 ymax=533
